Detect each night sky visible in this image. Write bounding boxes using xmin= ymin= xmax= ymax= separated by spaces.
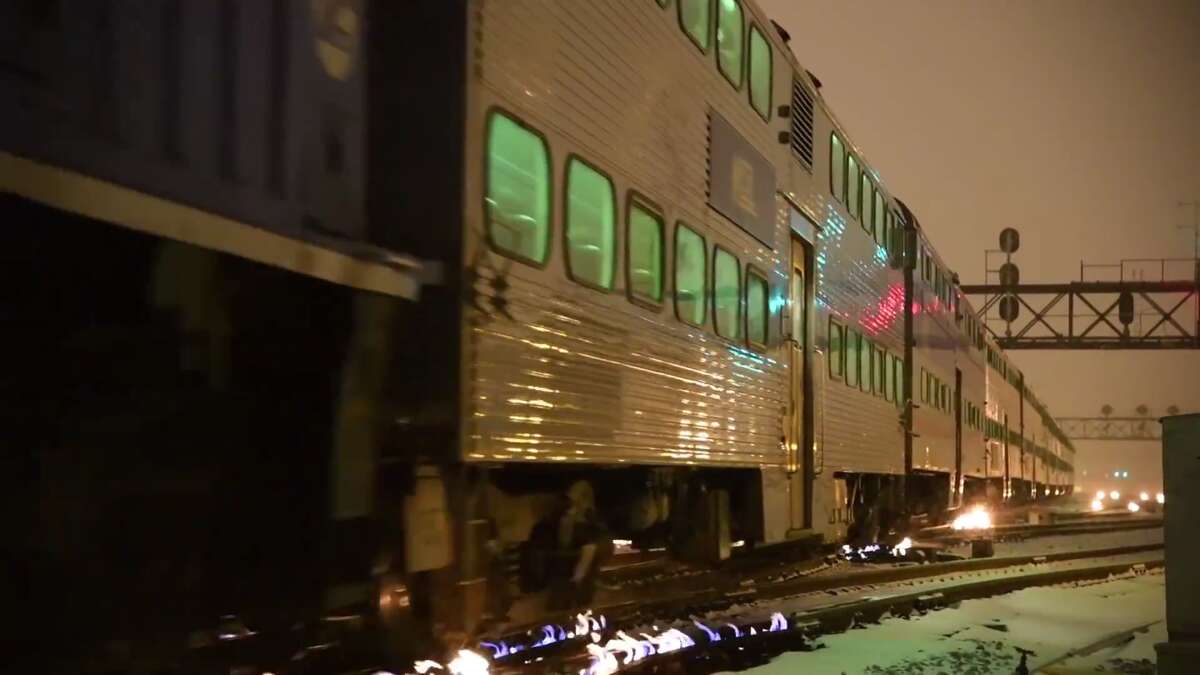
xmin=761 ymin=0 xmax=1200 ymax=491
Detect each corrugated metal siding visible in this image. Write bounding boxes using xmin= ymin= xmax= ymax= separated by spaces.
xmin=464 ymin=0 xmax=792 ymax=467
xmin=803 ymin=111 xmax=906 ymax=476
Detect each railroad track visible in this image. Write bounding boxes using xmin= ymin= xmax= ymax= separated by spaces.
xmin=481 ymin=541 xmax=1163 ymax=675
xmin=501 ymin=515 xmax=1161 ymax=637
xmin=923 ymin=515 xmax=1163 ymax=544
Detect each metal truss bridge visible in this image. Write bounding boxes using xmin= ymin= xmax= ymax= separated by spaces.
xmin=962 ymin=258 xmax=1199 ymax=350
xmin=1055 ymin=417 xmax=1163 ymax=441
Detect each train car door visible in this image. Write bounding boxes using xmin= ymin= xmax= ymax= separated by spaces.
xmin=954 ymin=368 xmax=963 ymax=507
xmin=787 ymin=235 xmax=812 ymax=531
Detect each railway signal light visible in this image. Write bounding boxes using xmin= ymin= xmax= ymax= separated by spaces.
xmin=999 ymin=262 xmax=1020 ymax=286
xmin=996 ymin=229 xmax=1021 ymax=324
xmin=999 ymin=227 xmax=1021 ymax=254
xmin=1118 ymin=290 xmax=1135 ymax=326
xmin=999 ymin=295 xmax=1020 ymax=322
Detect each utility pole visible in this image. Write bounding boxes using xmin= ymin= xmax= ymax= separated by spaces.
xmin=1180 ymin=200 xmax=1200 ymax=282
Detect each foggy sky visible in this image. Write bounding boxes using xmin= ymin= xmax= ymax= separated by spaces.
xmin=761 ymin=0 xmax=1200 ymax=490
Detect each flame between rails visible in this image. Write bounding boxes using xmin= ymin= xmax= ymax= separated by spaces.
xmin=839 ymin=536 xmax=913 ymax=561
xmin=410 ymin=611 xmax=793 ymax=675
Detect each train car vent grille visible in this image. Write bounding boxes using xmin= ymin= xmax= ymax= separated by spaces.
xmin=790 ymin=78 xmax=816 ymax=170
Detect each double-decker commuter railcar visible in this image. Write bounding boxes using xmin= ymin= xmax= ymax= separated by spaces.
xmin=2 ymin=0 xmax=1074 ymax=668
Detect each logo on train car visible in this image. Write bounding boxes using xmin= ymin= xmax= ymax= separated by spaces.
xmin=312 ymin=0 xmax=361 ymax=81
xmin=708 ymin=112 xmax=777 ymax=248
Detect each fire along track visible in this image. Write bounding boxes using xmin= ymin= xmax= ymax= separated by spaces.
xmin=922 ymin=514 xmax=1163 ymax=544
xmin=451 ymin=538 xmax=1163 ymax=675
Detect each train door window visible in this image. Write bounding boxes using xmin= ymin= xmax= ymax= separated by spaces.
xmin=828 ymin=319 xmax=845 ymax=379
xmin=716 ymin=0 xmax=744 ymax=88
xmin=858 ymin=336 xmax=872 ymax=393
xmin=881 ymin=211 xmax=891 ymax=255
xmin=713 ymin=247 xmax=742 ymax=340
xmin=748 ymin=24 xmax=772 ymax=120
xmin=675 ymin=223 xmax=708 ymax=326
xmin=627 ymin=197 xmax=665 ymax=304
xmin=679 ymin=0 xmax=711 ymax=51
xmin=873 ymin=190 xmax=886 ymax=247
xmin=746 ymin=268 xmax=769 ymax=347
xmin=830 ymin=133 xmax=846 ymax=203
xmin=919 ymin=368 xmax=928 ymax=403
xmin=565 ymin=157 xmax=617 ymax=289
xmin=846 ymin=330 xmax=861 ymax=388
xmin=847 ymin=156 xmax=861 ymax=221
xmin=485 ymin=111 xmax=551 ymax=265
xmin=883 ymin=351 xmax=894 ymax=401
xmin=860 ymin=173 xmax=873 ymax=236
xmin=874 ymin=347 xmax=886 ymax=396
xmin=892 ymin=355 xmax=903 ymax=405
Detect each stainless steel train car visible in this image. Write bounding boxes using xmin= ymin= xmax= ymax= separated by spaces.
xmin=1 ymin=0 xmax=1074 ymax=666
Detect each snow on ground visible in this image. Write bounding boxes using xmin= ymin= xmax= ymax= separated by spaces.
xmin=735 ymin=570 xmax=1164 ymax=675
xmin=1048 ymin=618 xmax=1163 ymax=673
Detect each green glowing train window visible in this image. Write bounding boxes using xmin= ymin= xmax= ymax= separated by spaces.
xmin=746 ymin=270 xmax=769 ymax=346
xmin=828 ymin=319 xmax=845 ymax=379
xmin=920 ymin=368 xmax=928 ymax=403
xmin=628 ymin=199 xmax=665 ymax=303
xmin=847 ymin=156 xmax=861 ymax=221
xmin=846 ymin=330 xmax=860 ymax=388
xmin=675 ymin=223 xmax=707 ymax=326
xmin=874 ymin=190 xmax=886 ymax=246
xmin=717 ymin=0 xmax=744 ymax=88
xmin=485 ymin=111 xmax=551 ymax=264
xmin=748 ymin=25 xmax=772 ymax=119
xmin=713 ymin=247 xmax=742 ymax=340
xmin=565 ymin=157 xmax=617 ymax=289
xmin=830 ymin=133 xmax=846 ymax=203
xmin=861 ymin=175 xmax=874 ymax=236
xmin=679 ymin=0 xmax=711 ymax=51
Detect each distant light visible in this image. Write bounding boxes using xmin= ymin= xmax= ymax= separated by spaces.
xmin=732 ymin=540 xmax=746 ymax=548
xmin=1110 ymin=490 xmax=1120 ymax=500
xmin=1140 ymin=492 xmax=1150 ymax=502
xmin=1091 ymin=499 xmax=1104 ymax=512
xmin=1095 ymin=490 xmax=1106 ymax=500
xmin=1113 ymin=471 xmax=1120 ymax=478
xmin=1157 ymin=492 xmax=1165 ymax=505
xmin=1127 ymin=501 xmax=1140 ymax=513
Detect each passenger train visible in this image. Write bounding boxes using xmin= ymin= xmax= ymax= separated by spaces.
xmin=1 ymin=0 xmax=1073 ymax=667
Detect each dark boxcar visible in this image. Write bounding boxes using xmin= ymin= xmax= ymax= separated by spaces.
xmin=1 ymin=1 xmax=466 ymax=671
